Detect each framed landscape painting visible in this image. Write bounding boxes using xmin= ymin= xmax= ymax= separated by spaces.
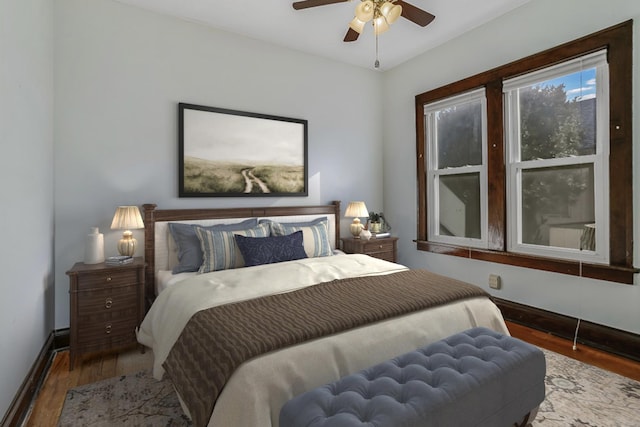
xmin=178 ymin=103 xmax=308 ymax=197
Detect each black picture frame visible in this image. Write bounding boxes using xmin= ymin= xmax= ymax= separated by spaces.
xmin=178 ymin=103 xmax=308 ymax=197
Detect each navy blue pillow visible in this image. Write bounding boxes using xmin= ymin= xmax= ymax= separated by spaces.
xmin=234 ymin=231 xmax=307 ymax=267
xmin=168 ymin=218 xmax=258 ymax=273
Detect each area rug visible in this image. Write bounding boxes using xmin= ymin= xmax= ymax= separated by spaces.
xmin=58 ymin=349 xmax=640 ymax=426
xmin=533 ymin=349 xmax=640 ymax=426
xmin=58 ymin=370 xmax=191 ymax=426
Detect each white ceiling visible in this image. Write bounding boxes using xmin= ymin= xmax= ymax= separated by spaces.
xmin=113 ymin=0 xmax=531 ymax=71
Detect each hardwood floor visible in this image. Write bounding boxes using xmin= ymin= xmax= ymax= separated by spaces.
xmin=23 ymin=348 xmax=153 ymax=427
xmin=506 ymin=321 xmax=640 ymax=382
xmin=22 ymin=322 xmax=640 ymax=426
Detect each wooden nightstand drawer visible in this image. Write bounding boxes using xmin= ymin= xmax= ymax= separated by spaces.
xmin=77 ymin=269 xmax=138 ymax=290
xmin=342 ymin=237 xmax=399 ymax=263
xmin=77 ymin=315 xmax=138 ymax=345
xmin=363 ymin=241 xmax=395 ymax=253
xmin=77 ymin=285 xmax=139 ymax=316
xmin=371 ymin=250 xmax=395 ymax=262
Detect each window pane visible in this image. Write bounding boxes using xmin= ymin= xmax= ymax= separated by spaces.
xmin=519 ymin=68 xmax=597 ymax=161
xmin=521 ymin=164 xmax=595 ymax=249
xmin=436 ymin=100 xmax=483 ymax=168
xmin=439 ymin=173 xmax=481 ymax=239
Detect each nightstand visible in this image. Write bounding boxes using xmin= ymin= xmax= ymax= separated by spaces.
xmin=66 ymin=257 xmax=145 ymax=370
xmin=342 ymin=236 xmax=399 ymax=263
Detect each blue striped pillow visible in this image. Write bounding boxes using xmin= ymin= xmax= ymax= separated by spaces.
xmin=262 ymin=218 xmax=332 ymax=258
xmin=168 ymin=219 xmax=258 ymax=273
xmin=195 ymin=223 xmax=270 ymax=273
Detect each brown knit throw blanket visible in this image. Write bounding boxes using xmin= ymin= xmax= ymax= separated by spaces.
xmin=163 ymin=269 xmax=489 ymax=427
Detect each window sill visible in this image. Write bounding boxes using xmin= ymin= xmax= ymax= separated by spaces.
xmin=415 ymin=240 xmax=638 ymax=285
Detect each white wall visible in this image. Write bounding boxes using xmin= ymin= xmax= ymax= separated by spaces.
xmin=0 ymin=0 xmax=54 ymax=418
xmin=53 ymin=0 xmax=384 ymax=328
xmin=383 ymin=0 xmax=640 ymax=334
xmin=1 ymin=0 xmax=639 ymax=419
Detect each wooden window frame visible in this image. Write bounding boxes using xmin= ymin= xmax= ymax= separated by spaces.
xmin=415 ymin=21 xmax=637 ymax=284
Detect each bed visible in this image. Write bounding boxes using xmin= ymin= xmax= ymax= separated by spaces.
xmin=136 ymin=201 xmax=510 ymax=427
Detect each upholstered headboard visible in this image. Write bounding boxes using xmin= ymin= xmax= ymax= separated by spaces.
xmin=142 ymin=201 xmax=341 ymax=306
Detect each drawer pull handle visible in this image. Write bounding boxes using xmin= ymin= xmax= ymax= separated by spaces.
xmin=105 ymin=298 xmax=113 ymax=309
xmin=105 ymin=324 xmax=112 ymax=334
xmin=106 ymin=277 xmax=112 ymax=282
xmin=378 ymin=245 xmax=383 ymax=249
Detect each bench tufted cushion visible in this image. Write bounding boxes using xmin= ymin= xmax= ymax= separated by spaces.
xmin=280 ymin=327 xmax=546 ymax=427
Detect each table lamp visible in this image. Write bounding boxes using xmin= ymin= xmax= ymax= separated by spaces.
xmin=345 ymin=201 xmax=369 ymax=238
xmin=110 ymin=206 xmax=144 ymax=256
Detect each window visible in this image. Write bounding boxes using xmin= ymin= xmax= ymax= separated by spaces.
xmin=504 ymin=51 xmax=609 ymax=264
xmin=415 ymin=21 xmax=635 ymax=284
xmin=424 ymin=89 xmax=488 ymax=248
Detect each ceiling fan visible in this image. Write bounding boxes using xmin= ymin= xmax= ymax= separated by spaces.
xmin=292 ymin=0 xmax=435 ymax=43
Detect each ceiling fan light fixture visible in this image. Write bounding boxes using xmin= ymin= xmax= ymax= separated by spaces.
xmin=379 ymin=2 xmax=402 ymax=24
xmin=355 ymin=1 xmax=375 ymax=22
xmin=373 ymin=15 xmax=390 ymax=35
xmin=349 ymin=17 xmax=366 ymax=33
xmin=292 ymin=0 xmax=436 ymax=68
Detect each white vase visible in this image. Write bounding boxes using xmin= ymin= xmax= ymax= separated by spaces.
xmin=85 ymin=227 xmax=105 ymax=264
xmin=360 ymin=229 xmax=372 ymax=241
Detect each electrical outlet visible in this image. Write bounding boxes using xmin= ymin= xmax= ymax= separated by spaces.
xmin=489 ymin=274 xmax=501 ymax=289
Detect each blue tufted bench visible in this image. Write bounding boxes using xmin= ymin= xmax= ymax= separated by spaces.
xmin=280 ymin=327 xmax=546 ymax=427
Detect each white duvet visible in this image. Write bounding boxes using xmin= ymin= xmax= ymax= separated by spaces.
xmin=137 ymin=254 xmax=509 ymax=427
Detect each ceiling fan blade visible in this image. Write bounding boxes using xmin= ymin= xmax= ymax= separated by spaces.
xmin=343 ymin=27 xmax=360 ymax=42
xmin=396 ymin=1 xmax=435 ymax=27
xmin=292 ymin=0 xmax=350 ymax=10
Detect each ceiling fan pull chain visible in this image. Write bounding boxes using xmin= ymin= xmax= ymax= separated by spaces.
xmin=374 ymin=31 xmax=380 ymax=69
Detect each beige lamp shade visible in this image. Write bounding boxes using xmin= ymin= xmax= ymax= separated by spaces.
xmin=110 ymin=206 xmax=144 ymax=256
xmin=345 ymin=201 xmax=369 ymax=239
xmin=355 ymin=1 xmax=375 ymax=22
xmin=380 ymin=2 xmax=402 ymax=24
xmin=349 ymin=17 xmax=367 ymax=33
xmin=373 ymin=15 xmax=390 ymax=35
